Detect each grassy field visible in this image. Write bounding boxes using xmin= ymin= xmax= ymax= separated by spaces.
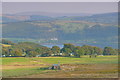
xmin=1 ymin=55 xmax=118 ymax=78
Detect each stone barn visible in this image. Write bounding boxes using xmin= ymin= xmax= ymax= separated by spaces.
xmin=49 ymin=62 xmax=61 ymax=70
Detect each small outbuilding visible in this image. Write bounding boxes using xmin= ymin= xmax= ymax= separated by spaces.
xmin=49 ymin=62 xmax=61 ymax=70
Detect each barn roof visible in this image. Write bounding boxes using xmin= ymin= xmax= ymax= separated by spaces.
xmin=53 ymin=64 xmax=59 ymax=66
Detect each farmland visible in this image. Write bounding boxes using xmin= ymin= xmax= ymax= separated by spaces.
xmin=2 ymin=55 xmax=118 ymax=78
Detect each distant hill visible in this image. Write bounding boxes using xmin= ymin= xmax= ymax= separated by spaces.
xmin=14 ymin=11 xmax=92 ymax=17
xmin=69 ymin=12 xmax=118 ymax=24
xmin=2 ymin=12 xmax=117 ymax=25
xmin=2 ymin=12 xmax=118 ymax=48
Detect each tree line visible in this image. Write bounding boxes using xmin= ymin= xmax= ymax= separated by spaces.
xmin=2 ymin=39 xmax=118 ymax=57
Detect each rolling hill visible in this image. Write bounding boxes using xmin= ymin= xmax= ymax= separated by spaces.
xmin=2 ymin=12 xmax=118 ymax=48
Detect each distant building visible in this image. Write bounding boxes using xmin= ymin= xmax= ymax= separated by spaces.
xmin=2 ymin=55 xmax=6 ymax=57
xmin=50 ymin=38 xmax=58 ymax=41
xmin=51 ymin=54 xmax=54 ymax=56
xmin=59 ymin=53 xmax=63 ymax=55
xmin=69 ymin=53 xmax=74 ymax=56
xmin=36 ymin=54 xmax=41 ymax=57
xmin=52 ymin=53 xmax=63 ymax=56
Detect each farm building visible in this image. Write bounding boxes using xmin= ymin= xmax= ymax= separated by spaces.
xmin=51 ymin=53 xmax=63 ymax=56
xmin=51 ymin=64 xmax=61 ymax=70
xmin=49 ymin=62 xmax=61 ymax=70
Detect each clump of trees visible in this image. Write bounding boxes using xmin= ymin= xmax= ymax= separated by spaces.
xmin=2 ymin=39 xmax=118 ymax=57
xmin=61 ymin=44 xmax=103 ymax=57
xmin=103 ymin=47 xmax=118 ymax=55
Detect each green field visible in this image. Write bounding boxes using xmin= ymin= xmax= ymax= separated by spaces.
xmin=2 ymin=55 xmax=118 ymax=78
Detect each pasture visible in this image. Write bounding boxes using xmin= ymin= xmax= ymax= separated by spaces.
xmin=1 ymin=55 xmax=118 ymax=78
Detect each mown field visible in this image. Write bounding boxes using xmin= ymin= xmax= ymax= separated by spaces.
xmin=1 ymin=55 xmax=118 ymax=78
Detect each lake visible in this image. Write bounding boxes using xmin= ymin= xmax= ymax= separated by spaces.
xmin=42 ymin=44 xmax=64 ymax=48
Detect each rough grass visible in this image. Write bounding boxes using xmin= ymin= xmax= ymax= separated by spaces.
xmin=2 ymin=55 xmax=117 ymax=65
xmin=29 ymin=55 xmax=118 ymax=64
xmin=2 ymin=55 xmax=118 ymax=78
xmin=2 ymin=67 xmax=45 ymax=77
xmin=2 ymin=57 xmax=30 ymax=65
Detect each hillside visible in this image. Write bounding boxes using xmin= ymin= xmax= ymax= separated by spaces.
xmin=2 ymin=12 xmax=118 ymax=48
xmin=69 ymin=12 xmax=118 ymax=25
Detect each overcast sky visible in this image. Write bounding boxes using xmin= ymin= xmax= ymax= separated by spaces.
xmin=2 ymin=2 xmax=118 ymax=14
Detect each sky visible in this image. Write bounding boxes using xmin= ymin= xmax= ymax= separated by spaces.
xmin=1 ymin=0 xmax=119 ymax=2
xmin=2 ymin=2 xmax=118 ymax=14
